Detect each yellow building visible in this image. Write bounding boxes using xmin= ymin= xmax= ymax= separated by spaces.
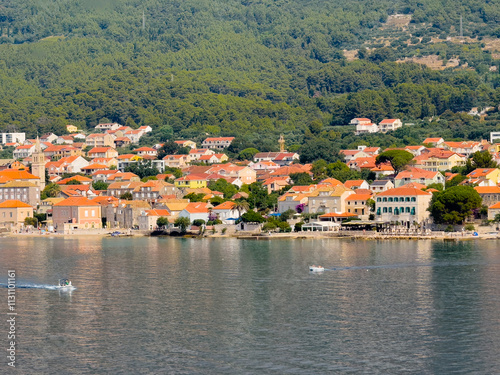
xmin=66 ymin=125 xmax=78 ymax=133
xmin=174 ymin=174 xmax=208 ymax=189
xmin=466 ymin=168 xmax=500 ymax=185
xmin=0 ymin=200 xmax=34 ymax=231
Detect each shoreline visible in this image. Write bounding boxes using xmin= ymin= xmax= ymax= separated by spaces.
xmin=4 ymin=231 xmax=499 ymax=241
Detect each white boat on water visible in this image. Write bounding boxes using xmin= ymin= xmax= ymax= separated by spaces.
xmin=309 ymin=265 xmax=325 ymax=272
xmin=57 ymin=279 xmax=75 ymax=291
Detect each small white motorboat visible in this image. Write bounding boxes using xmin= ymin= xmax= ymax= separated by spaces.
xmin=57 ymin=279 xmax=75 ymax=291
xmin=309 ymin=265 xmax=325 ymax=272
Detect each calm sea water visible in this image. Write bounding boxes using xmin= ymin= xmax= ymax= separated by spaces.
xmin=1 ymin=236 xmax=500 ymax=374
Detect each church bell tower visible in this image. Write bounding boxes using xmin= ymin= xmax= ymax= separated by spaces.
xmin=31 ymin=137 xmax=46 ymax=191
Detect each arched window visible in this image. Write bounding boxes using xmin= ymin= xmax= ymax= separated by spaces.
xmin=411 ymin=207 xmax=415 ymax=215
xmin=376 ymin=208 xmax=381 ymax=215
xmin=411 ymin=197 xmax=416 ymax=202
xmin=383 ymin=197 xmax=387 ymax=202
xmin=388 ymin=197 xmax=393 ymax=202
xmin=377 ymin=198 xmax=381 ymax=202
xmin=405 ymin=207 xmax=410 ymax=213
xmin=383 ymin=207 xmax=388 ymax=213
xmin=394 ymin=208 xmax=399 ymax=215
xmin=388 ymin=207 xmax=392 ymax=213
xmin=405 ymin=197 xmax=410 ymax=202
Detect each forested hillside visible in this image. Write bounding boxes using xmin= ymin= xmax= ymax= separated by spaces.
xmin=1 ymin=0 xmax=499 ymax=153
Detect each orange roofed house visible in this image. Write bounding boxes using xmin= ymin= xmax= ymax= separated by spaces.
xmin=375 ymin=187 xmax=432 ymax=226
xmin=52 ymin=196 xmax=102 ymax=231
xmin=0 ymin=200 xmax=34 ymax=231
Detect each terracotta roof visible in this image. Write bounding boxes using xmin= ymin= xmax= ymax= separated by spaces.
xmin=344 ymin=180 xmax=366 ymax=188
xmin=57 ymin=175 xmax=93 ymax=184
xmin=54 ymin=197 xmax=99 ymax=206
xmin=376 ymin=187 xmax=432 ymax=197
xmin=212 ymin=201 xmax=236 ymax=210
xmin=423 ymin=138 xmax=443 ymax=143
xmin=345 ymin=193 xmax=372 ymax=201
xmin=489 ymin=202 xmax=500 ymax=209
xmin=176 ymin=174 xmax=208 ymax=181
xmin=395 ymin=167 xmax=439 ymax=180
xmin=199 ymin=154 xmax=216 ymax=160
xmin=134 ymin=147 xmax=156 ymax=152
xmin=117 ymin=154 xmax=138 ymax=160
xmin=400 ymin=182 xmax=426 ymax=190
xmin=81 ymin=163 xmax=109 ymax=170
xmin=88 ymin=147 xmax=116 ymax=154
xmin=0 ymin=200 xmax=33 ymax=209
xmin=379 ymin=119 xmax=399 ymax=124
xmin=183 ymin=202 xmax=210 ymax=213
xmin=203 ymin=137 xmax=235 ymax=142
xmin=467 ymin=168 xmax=499 ymax=178
xmin=474 ymin=186 xmax=500 ymax=194
xmin=146 ymin=209 xmax=170 ymax=217
xmin=0 ymin=169 xmax=39 ymax=180
xmin=91 ymin=196 xmax=120 ymax=205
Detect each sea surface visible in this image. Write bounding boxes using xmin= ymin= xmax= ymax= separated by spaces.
xmin=1 ymin=236 xmax=500 ymax=374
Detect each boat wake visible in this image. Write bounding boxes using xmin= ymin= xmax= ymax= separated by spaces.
xmin=0 ymin=283 xmax=75 ymax=290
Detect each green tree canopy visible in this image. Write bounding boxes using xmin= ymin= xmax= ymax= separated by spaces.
xmin=429 ymin=186 xmax=482 ymax=224
xmin=92 ymin=181 xmax=109 ymax=191
xmin=375 ymin=150 xmax=414 ymax=175
xmin=241 ymin=210 xmax=265 ymax=223
xmin=290 ymin=172 xmax=314 ymax=186
xmin=174 ymin=217 xmax=191 ymax=234
xmin=464 ymin=151 xmax=498 ymax=174
xmin=207 ymin=179 xmax=238 ymax=199
xmin=41 ymin=183 xmax=61 ymax=200
xmin=156 ymin=217 xmax=169 ymax=228
xmin=238 ymin=148 xmax=259 ymax=161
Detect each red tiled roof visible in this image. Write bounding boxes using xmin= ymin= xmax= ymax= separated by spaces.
xmin=0 ymin=200 xmax=33 ymax=208
xmin=345 ymin=194 xmax=372 ymax=201
xmin=212 ymin=201 xmax=236 ymax=210
xmin=54 ymin=197 xmax=99 ymax=206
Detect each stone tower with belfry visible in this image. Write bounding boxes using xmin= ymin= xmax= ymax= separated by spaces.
xmin=278 ymin=134 xmax=286 ymax=152
xmin=31 ymin=137 xmax=46 ymax=191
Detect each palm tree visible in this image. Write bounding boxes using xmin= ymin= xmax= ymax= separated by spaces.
xmin=234 ymin=200 xmax=250 ymax=218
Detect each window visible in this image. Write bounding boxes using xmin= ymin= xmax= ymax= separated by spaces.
xmin=411 ymin=207 xmax=415 ymax=215
xmin=376 ymin=208 xmax=381 ymax=215
xmin=394 ymin=208 xmax=399 ymax=215
xmin=393 ymin=197 xmax=398 ymax=202
xmin=388 ymin=197 xmax=393 ymax=202
xmin=411 ymin=197 xmax=416 ymax=202
xmin=405 ymin=197 xmax=410 ymax=202
xmin=388 ymin=207 xmax=392 ymax=213
xmin=85 ymin=210 xmax=88 ymax=217
xmin=405 ymin=207 xmax=410 ymax=213
xmin=383 ymin=207 xmax=388 ymax=213
xmin=383 ymin=198 xmax=387 ymax=202
xmin=377 ymin=198 xmax=381 ymax=202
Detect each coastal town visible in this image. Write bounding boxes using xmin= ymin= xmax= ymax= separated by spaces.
xmin=1 ymin=118 xmax=500 ymax=238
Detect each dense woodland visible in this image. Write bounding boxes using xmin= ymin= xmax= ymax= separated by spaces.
xmin=1 ymin=0 xmax=500 ymax=155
